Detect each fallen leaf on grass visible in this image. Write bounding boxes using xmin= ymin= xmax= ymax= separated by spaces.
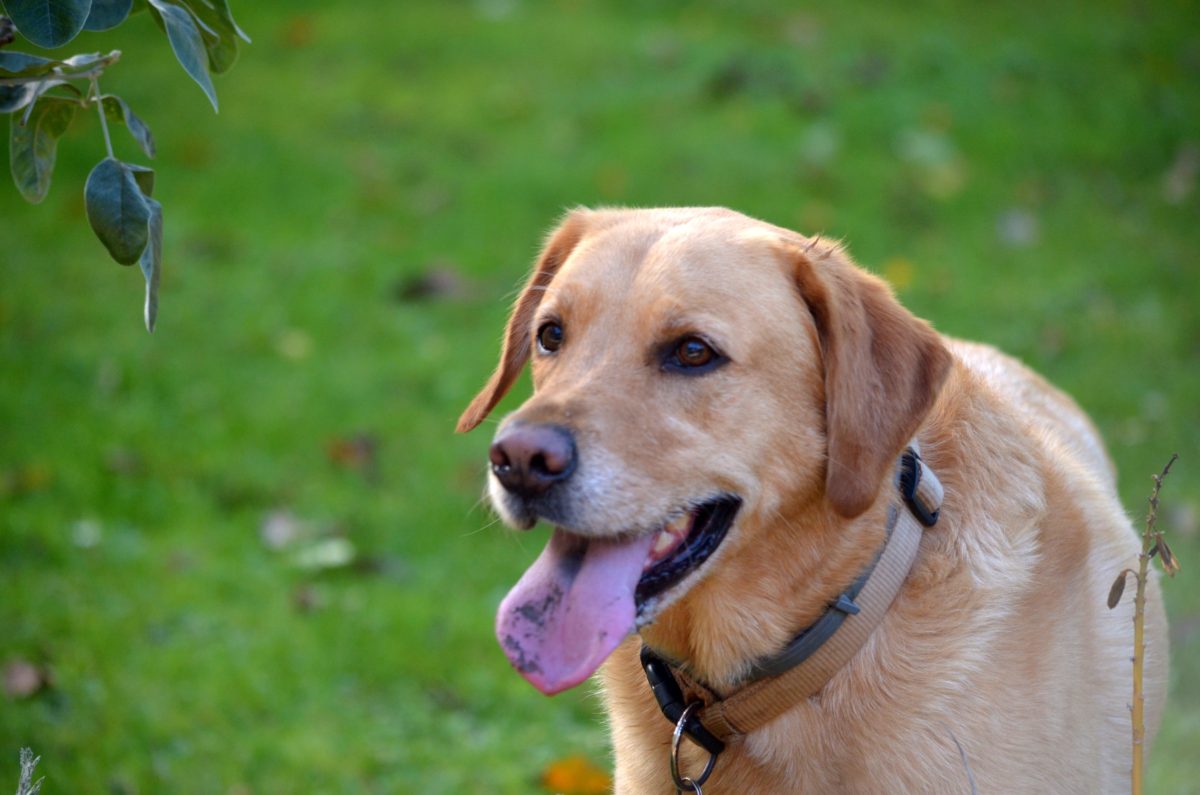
xmin=996 ymin=208 xmax=1039 ymax=248
xmin=71 ymin=518 xmax=103 ymax=549
xmin=882 ymin=257 xmax=915 ymax=291
xmin=166 ymin=549 xmax=194 ymax=573
xmin=261 ymin=509 xmax=304 ymax=550
xmin=594 ymin=164 xmax=628 ymax=199
xmin=3 ymin=660 xmax=49 ymax=699
xmin=262 ymin=510 xmax=368 ymax=574
xmin=0 ymin=464 xmax=53 ymax=499
xmin=291 ymin=537 xmax=356 ymax=571
xmin=896 ymin=128 xmax=967 ymax=199
xmin=276 ymin=328 xmax=312 ymax=361
xmin=105 ymin=447 xmax=143 ymax=476
xmin=476 ymin=0 xmax=517 ymax=21
xmin=1162 ymin=144 xmax=1197 ymax=205
xmin=282 ymin=15 xmax=315 ymax=48
xmin=425 ymin=684 xmax=467 ymax=712
xmin=850 ymin=51 xmax=890 ymax=87
xmin=326 ymin=433 xmax=379 ymax=481
xmin=540 ymin=755 xmax=611 ymax=795
xmin=291 ymin=583 xmax=326 ymax=613
xmin=799 ymin=122 xmax=840 ymax=169
xmin=783 ymin=13 xmax=822 ymax=47
xmin=797 ymin=200 xmax=834 ymax=233
xmin=393 ymin=262 xmax=469 ymax=303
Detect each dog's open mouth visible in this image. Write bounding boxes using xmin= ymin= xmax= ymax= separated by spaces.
xmin=635 ymin=496 xmax=741 ymax=610
xmin=495 ymin=495 xmax=741 ymax=695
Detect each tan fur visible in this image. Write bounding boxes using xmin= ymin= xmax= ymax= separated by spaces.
xmin=462 ymin=207 xmax=1168 ymax=793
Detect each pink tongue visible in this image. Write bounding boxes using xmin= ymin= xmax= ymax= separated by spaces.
xmin=496 ymin=528 xmax=656 ymax=695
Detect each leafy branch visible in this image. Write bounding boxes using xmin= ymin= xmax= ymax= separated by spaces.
xmin=1 ymin=0 xmax=249 ymax=332
xmin=1107 ymin=453 xmax=1180 ymax=795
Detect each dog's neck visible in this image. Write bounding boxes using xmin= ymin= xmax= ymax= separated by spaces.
xmin=643 ymin=501 xmax=888 ymax=686
xmin=634 ymin=446 xmax=941 ymax=759
xmin=638 ymin=466 xmax=909 ymax=692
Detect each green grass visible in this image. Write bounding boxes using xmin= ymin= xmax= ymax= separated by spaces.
xmin=2 ymin=1 xmax=1198 ymax=792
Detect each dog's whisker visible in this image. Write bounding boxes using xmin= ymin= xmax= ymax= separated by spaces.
xmin=460 ymin=522 xmax=496 ymax=538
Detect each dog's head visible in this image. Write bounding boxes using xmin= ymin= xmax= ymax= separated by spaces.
xmin=459 ymin=207 xmax=950 ymax=694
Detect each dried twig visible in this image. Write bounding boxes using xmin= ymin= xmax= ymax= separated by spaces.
xmin=15 ymin=748 xmax=43 ymax=795
xmin=1109 ymin=453 xmax=1179 ymax=795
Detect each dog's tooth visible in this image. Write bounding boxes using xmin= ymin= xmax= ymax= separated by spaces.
xmin=665 ymin=513 xmax=690 ymax=535
xmin=652 ymin=529 xmax=677 ymax=556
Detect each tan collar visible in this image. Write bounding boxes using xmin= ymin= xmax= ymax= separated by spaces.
xmin=641 ymin=446 xmax=944 ymax=759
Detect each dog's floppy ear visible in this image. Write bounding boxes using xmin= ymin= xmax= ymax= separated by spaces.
xmin=788 ymin=240 xmax=952 ymax=518
xmin=456 ymin=210 xmax=590 ymax=433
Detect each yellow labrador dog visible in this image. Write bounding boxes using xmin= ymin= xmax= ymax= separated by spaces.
xmin=458 ymin=207 xmax=1167 ymax=793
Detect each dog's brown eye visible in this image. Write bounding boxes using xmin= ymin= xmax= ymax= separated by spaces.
xmin=675 ymin=337 xmax=715 ymax=368
xmin=537 ymin=322 xmax=564 ymax=353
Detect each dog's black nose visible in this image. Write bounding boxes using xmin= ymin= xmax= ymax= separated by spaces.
xmin=489 ymin=423 xmax=576 ymax=498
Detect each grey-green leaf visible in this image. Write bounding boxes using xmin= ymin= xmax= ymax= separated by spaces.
xmin=101 ymin=94 xmax=156 ymax=158
xmin=209 ymin=0 xmax=249 ymax=43
xmin=18 ymin=78 xmax=79 ymax=123
xmin=59 ymin=50 xmax=122 ymax=72
xmin=126 ymin=163 xmax=154 ymax=197
xmin=0 ymin=51 xmax=60 ymax=78
xmin=184 ymin=0 xmax=239 ymax=74
xmin=85 ymin=157 xmax=151 ymax=264
xmin=200 ymin=26 xmax=239 ymax=75
xmin=145 ymin=0 xmax=165 ymax=32
xmin=84 ymin=0 xmax=133 ymax=31
xmin=0 ymin=84 xmax=37 ymax=114
xmin=2 ymin=0 xmax=93 ymax=48
xmin=9 ymin=96 xmax=76 ymax=203
xmin=140 ymin=198 xmax=163 ymax=331
xmin=148 ymin=0 xmax=218 ymax=111
xmin=181 ymin=0 xmax=249 ymax=73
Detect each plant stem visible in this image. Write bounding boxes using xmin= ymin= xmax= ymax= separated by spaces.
xmin=1131 ymin=453 xmax=1177 ymax=795
xmin=91 ymin=76 xmax=114 ymax=159
xmin=0 ymin=51 xmax=121 ymax=86
xmin=1132 ymin=534 xmax=1148 ymax=795
xmin=0 ymin=68 xmax=97 ymax=86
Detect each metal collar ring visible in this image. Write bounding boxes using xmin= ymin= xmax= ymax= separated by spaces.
xmin=671 ymin=702 xmax=718 ymax=793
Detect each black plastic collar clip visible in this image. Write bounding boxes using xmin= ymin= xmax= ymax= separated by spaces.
xmin=899 ymin=448 xmax=939 ymax=527
xmin=640 ymin=646 xmax=726 ymax=756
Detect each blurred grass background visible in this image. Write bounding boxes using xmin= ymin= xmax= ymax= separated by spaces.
xmin=2 ymin=1 xmax=1198 ymax=792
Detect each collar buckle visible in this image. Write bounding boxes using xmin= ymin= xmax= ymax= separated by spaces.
xmin=830 ymin=592 xmax=861 ymax=615
xmin=899 ymin=447 xmax=941 ymax=527
xmin=641 ymin=646 xmax=727 ymax=756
